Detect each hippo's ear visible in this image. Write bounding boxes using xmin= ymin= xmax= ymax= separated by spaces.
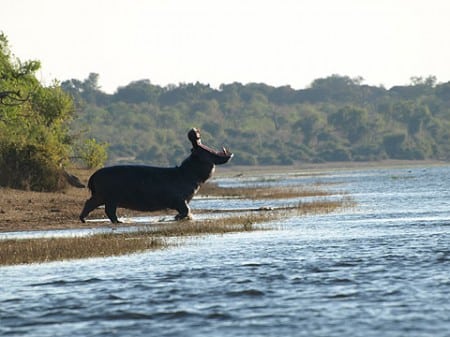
xmin=188 ymin=128 xmax=201 ymax=148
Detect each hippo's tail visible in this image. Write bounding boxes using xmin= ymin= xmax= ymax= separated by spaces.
xmin=63 ymin=170 xmax=86 ymax=188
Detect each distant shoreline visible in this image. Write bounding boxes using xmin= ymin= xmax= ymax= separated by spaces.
xmin=220 ymin=159 xmax=450 ymax=175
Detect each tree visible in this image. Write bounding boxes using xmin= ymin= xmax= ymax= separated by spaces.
xmin=410 ymin=75 xmax=437 ymax=87
xmin=383 ymin=132 xmax=406 ymax=158
xmin=307 ymin=74 xmax=364 ymax=102
xmin=62 ymin=72 xmax=111 ymax=105
xmin=0 ymin=33 xmax=84 ymax=191
xmin=392 ymin=101 xmax=432 ymax=136
xmin=328 ymin=106 xmax=369 ymax=143
xmin=292 ymin=106 xmax=324 ymax=146
xmin=76 ymin=138 xmax=108 ymax=169
xmin=114 ymin=79 xmax=161 ymax=104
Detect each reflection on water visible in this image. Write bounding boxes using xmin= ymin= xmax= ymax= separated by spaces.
xmin=1 ymin=165 xmax=450 ymax=337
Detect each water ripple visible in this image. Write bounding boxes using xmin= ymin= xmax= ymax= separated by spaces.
xmin=226 ymin=289 xmax=266 ymax=297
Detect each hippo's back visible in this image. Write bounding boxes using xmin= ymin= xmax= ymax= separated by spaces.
xmin=88 ymin=165 xmax=177 ymax=197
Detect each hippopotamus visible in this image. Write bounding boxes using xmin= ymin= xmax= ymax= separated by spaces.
xmin=79 ymin=128 xmax=233 ymax=223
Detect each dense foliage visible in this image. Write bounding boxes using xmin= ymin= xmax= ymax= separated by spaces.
xmin=0 ymin=34 xmax=84 ymax=191
xmin=64 ymin=73 xmax=450 ymax=166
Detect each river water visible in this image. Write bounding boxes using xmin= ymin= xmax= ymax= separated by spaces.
xmin=1 ymin=165 xmax=449 ymax=337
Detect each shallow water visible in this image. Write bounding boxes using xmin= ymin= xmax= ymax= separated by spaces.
xmin=1 ymin=165 xmax=449 ymax=337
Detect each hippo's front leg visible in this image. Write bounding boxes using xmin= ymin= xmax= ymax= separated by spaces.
xmin=174 ymin=200 xmax=193 ymax=220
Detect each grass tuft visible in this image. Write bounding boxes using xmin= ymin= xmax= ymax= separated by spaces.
xmin=199 ymin=182 xmax=333 ymax=199
xmin=0 ymin=233 xmax=165 ymax=266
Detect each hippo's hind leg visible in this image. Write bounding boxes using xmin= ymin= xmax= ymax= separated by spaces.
xmin=174 ymin=201 xmax=193 ymax=221
xmin=105 ymin=202 xmax=121 ymax=224
xmin=80 ymin=196 xmax=103 ymax=223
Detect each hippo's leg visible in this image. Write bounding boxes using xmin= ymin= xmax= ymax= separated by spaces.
xmin=105 ymin=202 xmax=121 ymax=223
xmin=174 ymin=201 xmax=192 ymax=221
xmin=80 ymin=196 xmax=103 ymax=223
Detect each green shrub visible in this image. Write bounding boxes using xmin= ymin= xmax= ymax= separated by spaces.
xmin=0 ymin=33 xmax=80 ymax=191
xmin=77 ymin=138 xmax=108 ymax=169
xmin=0 ymin=143 xmax=66 ymax=191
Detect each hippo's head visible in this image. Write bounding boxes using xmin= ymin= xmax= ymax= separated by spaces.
xmin=188 ymin=128 xmax=233 ymax=165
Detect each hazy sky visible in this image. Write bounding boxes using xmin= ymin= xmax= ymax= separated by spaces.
xmin=2 ymin=0 xmax=450 ymax=93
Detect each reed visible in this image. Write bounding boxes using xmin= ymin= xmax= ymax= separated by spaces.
xmin=295 ymin=196 xmax=355 ymax=215
xmin=148 ymin=215 xmax=270 ymax=237
xmin=199 ymin=182 xmax=332 ymax=199
xmin=0 ymin=233 xmax=164 ymax=266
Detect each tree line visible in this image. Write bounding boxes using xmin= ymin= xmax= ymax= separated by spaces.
xmin=63 ymin=73 xmax=450 ymax=166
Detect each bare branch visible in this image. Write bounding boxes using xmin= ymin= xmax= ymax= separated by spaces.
xmin=0 ymin=90 xmax=29 ymax=106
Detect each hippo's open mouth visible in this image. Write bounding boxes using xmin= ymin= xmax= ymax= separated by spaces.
xmin=188 ymin=128 xmax=233 ymax=162
xmin=198 ymin=143 xmax=233 ymax=158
